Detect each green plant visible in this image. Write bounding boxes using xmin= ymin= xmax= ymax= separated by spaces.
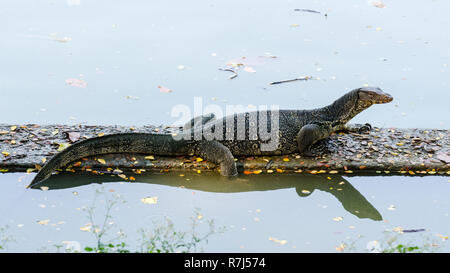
xmin=137 ymin=209 xmax=226 ymax=253
xmin=81 ymin=187 xmax=128 ymax=253
xmin=81 ymin=187 xmax=225 ymax=253
xmin=0 ymin=225 xmax=13 ymax=251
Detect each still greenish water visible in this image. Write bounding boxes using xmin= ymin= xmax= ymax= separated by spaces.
xmin=0 ymin=0 xmax=449 ymax=252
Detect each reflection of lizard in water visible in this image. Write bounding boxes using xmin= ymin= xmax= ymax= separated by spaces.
xmin=36 ymin=172 xmax=382 ymax=221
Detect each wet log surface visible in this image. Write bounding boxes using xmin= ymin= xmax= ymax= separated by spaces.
xmin=0 ymin=124 xmax=449 ymax=176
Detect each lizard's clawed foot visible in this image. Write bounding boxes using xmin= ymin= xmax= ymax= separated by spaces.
xmin=358 ymin=123 xmax=372 ymax=134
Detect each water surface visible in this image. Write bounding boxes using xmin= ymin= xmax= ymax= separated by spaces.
xmin=0 ymin=0 xmax=449 ymax=252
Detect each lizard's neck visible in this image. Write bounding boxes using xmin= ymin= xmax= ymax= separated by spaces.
xmin=319 ymin=90 xmax=373 ymax=126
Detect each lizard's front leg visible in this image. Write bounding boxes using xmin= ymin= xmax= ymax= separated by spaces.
xmin=194 ymin=140 xmax=237 ymax=176
xmin=296 ymin=124 xmax=331 ymax=157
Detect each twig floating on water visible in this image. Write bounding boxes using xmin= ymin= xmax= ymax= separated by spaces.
xmin=269 ymin=76 xmax=312 ymax=85
xmin=294 ymin=9 xmax=321 ymax=14
xmin=402 ymin=229 xmax=426 ymax=233
xmin=294 ymin=9 xmax=327 ymax=17
xmin=218 ymin=68 xmax=238 ymax=80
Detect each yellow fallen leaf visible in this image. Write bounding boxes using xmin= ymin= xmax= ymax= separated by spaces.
xmin=52 ymin=129 xmax=59 ymax=136
xmin=41 ymin=157 xmax=47 ymax=164
xmin=144 ymin=155 xmax=155 ymax=160
xmin=282 ymin=158 xmax=290 ymax=162
xmin=333 ymin=216 xmax=343 ymax=222
xmin=57 ymin=142 xmax=71 ymax=152
xmin=80 ymin=225 xmax=91 ymax=232
xmin=97 ymin=158 xmax=106 ymax=164
xmin=2 ymin=151 xmax=10 ymax=156
xmin=97 ymin=132 xmax=105 ymax=137
xmin=268 ymin=237 xmax=287 ymax=245
xmin=37 ymin=219 xmax=50 ymax=225
xmin=141 ymin=196 xmax=158 ymax=204
xmin=10 ymin=125 xmax=17 ymax=131
xmin=196 ymin=157 xmax=203 ymax=162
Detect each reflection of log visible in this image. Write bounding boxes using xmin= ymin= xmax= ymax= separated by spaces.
xmin=0 ymin=124 xmax=449 ymax=176
xmin=37 ymin=172 xmax=383 ymax=221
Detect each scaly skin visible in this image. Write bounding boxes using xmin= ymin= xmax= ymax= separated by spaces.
xmin=29 ymin=86 xmax=392 ymax=188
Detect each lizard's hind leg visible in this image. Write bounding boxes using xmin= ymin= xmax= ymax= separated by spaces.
xmin=194 ymin=140 xmax=237 ymax=176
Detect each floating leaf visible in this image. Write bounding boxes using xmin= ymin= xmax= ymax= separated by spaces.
xmin=65 ymin=78 xmax=87 ymax=88
xmin=158 ymin=85 xmax=173 ymax=93
xmin=243 ymin=66 xmax=256 ymax=73
xmin=144 ymin=155 xmax=155 ymax=160
xmin=141 ymin=196 xmax=158 ymax=204
xmin=387 ymin=205 xmax=396 ymax=211
xmin=268 ymin=237 xmax=287 ymax=245
xmin=80 ymin=225 xmax=91 ymax=232
xmin=371 ymin=1 xmax=386 ymax=8
xmin=2 ymin=151 xmax=10 ymax=157
xmin=37 ymin=219 xmax=50 ymax=225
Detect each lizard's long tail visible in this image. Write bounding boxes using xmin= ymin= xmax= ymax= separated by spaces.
xmin=28 ymin=133 xmax=192 ymax=188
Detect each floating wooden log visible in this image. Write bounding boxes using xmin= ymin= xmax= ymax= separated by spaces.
xmin=0 ymin=124 xmax=448 ymax=176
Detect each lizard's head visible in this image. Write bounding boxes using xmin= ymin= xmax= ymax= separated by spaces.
xmin=357 ymin=86 xmax=393 ymax=104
